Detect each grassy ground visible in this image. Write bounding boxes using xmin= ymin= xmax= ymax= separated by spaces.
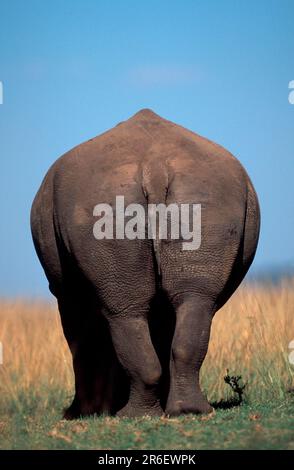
xmin=0 ymin=280 xmax=294 ymax=449
xmin=1 ymin=394 xmax=294 ymax=450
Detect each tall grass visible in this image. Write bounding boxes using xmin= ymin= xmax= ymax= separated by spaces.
xmin=203 ymin=280 xmax=294 ymax=403
xmin=0 ymin=281 xmax=293 ymax=413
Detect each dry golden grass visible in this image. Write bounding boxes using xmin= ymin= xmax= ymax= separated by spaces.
xmin=0 ymin=299 xmax=73 ymax=398
xmin=203 ymin=279 xmax=294 ymax=401
xmin=0 ymin=281 xmax=294 ymax=405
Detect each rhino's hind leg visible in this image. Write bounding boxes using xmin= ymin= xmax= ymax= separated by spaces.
xmin=58 ymin=295 xmax=128 ymax=419
xmin=108 ymin=312 xmax=163 ymax=418
xmin=165 ymin=295 xmax=215 ymax=416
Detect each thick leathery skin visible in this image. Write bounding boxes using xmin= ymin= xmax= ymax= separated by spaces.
xmin=31 ymin=109 xmax=260 ymax=417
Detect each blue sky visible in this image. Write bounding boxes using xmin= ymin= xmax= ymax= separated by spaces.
xmin=0 ymin=0 xmax=293 ymax=296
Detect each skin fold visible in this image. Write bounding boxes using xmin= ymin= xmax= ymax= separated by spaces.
xmin=31 ymin=109 xmax=260 ymax=418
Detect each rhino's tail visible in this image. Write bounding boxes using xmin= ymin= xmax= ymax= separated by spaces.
xmin=142 ymin=162 xmax=169 ymax=278
xmin=147 ymin=204 xmax=162 ymax=277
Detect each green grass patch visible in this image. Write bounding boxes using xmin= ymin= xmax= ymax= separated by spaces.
xmin=1 ymin=388 xmax=294 ymax=450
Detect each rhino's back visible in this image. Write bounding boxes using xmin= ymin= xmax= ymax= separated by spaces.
xmin=31 ymin=109 xmax=259 ymax=309
xmin=33 ymin=109 xmax=251 ymax=260
xmin=48 ymin=109 xmax=248 ymax=211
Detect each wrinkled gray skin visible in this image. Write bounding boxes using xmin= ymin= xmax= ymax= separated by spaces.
xmin=31 ymin=109 xmax=260 ymax=418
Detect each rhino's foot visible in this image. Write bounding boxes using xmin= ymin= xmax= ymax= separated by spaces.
xmin=117 ymin=401 xmax=163 ymax=418
xmin=63 ymin=401 xmax=83 ymax=420
xmin=165 ymin=396 xmax=213 ymax=417
xmin=63 ymin=399 xmax=101 ymax=420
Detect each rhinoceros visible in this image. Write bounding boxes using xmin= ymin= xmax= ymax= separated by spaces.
xmin=31 ymin=109 xmax=260 ymax=418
